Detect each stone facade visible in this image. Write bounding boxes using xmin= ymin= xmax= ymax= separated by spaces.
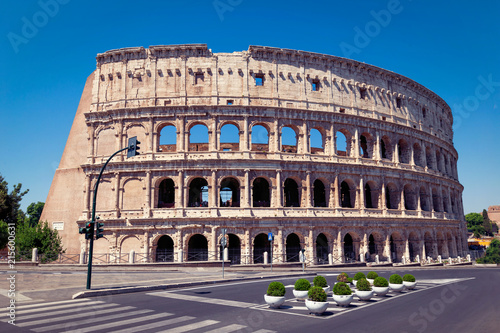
xmin=488 ymin=206 xmax=500 ymax=229
xmin=40 ymin=44 xmax=468 ymax=264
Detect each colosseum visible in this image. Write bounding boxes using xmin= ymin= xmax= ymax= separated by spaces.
xmin=40 ymin=44 xmax=468 ymax=265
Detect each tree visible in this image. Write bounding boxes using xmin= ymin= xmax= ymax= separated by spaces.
xmin=465 ymin=212 xmax=483 ymax=229
xmin=0 ymin=220 xmax=8 ymax=250
xmin=477 ymin=239 xmax=500 ymax=264
xmin=0 ymin=173 xmax=28 ymax=225
xmin=482 ymin=209 xmax=493 ymax=236
xmin=26 ymin=201 xmax=44 ymax=227
xmin=16 ymin=221 xmax=64 ymax=262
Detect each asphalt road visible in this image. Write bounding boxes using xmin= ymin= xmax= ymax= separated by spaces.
xmin=2 ymin=267 xmax=499 ymax=333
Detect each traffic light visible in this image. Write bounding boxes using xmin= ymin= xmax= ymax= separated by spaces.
xmin=95 ymin=222 xmax=104 ymax=240
xmin=127 ymin=136 xmax=141 ymax=158
xmin=79 ymin=221 xmax=94 ymax=240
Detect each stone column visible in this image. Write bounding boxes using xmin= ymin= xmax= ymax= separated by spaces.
xmin=305 ymin=171 xmax=311 ymax=208
xmin=145 ymin=171 xmax=151 ymax=216
xmin=178 ymin=116 xmax=185 ymax=152
xmin=333 ymin=173 xmax=339 ymax=208
xmin=277 ymin=227 xmax=284 ymax=263
xmin=303 ymin=120 xmax=309 ymax=154
xmin=394 ymin=142 xmax=399 ymax=164
xmin=114 ymin=173 xmax=121 ymax=216
xmin=381 ymin=179 xmax=386 ymax=211
xmin=337 ymin=230 xmax=344 ymax=262
xmin=178 ymin=169 xmax=184 ymax=208
xmin=243 ymin=116 xmax=249 ymax=151
xmin=383 ymin=234 xmax=391 ymax=262
xmin=210 ymin=226 xmax=217 ymax=261
xmin=354 ymin=128 xmax=360 ymax=158
xmin=375 ymin=132 xmax=381 ymax=161
xmin=244 ymin=169 xmax=250 ymax=208
xmin=210 ymin=169 xmax=217 ymax=207
xmin=359 ymin=176 xmax=365 ymax=212
xmin=244 ymin=228 xmax=251 ymax=264
xmin=273 ymin=119 xmax=279 ymax=153
xmin=275 ymin=169 xmax=282 ymax=208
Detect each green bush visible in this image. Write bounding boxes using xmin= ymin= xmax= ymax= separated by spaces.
xmin=353 ymin=272 xmax=366 ymax=280
xmin=337 ymin=272 xmax=349 ymax=283
xmin=267 ymin=281 xmax=286 ymax=296
xmin=347 ymin=277 xmax=354 ymax=284
xmin=313 ymin=275 xmax=328 ymax=288
xmin=373 ymin=277 xmax=389 ymax=287
xmin=356 ymin=278 xmax=372 ymax=291
xmin=476 ymin=239 xmax=500 ymax=264
xmin=333 ymin=282 xmax=352 ymax=295
xmin=294 ymin=278 xmax=311 ymax=291
xmin=308 ymin=286 xmax=327 ymax=302
xmin=403 ymin=274 xmax=416 ymax=282
xmin=367 ymin=271 xmax=378 ymax=279
xmin=389 ymin=274 xmax=403 ymax=284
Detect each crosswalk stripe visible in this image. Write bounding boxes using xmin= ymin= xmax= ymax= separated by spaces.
xmin=17 ymin=303 xmax=119 ymax=321
xmin=15 ymin=298 xmax=93 ymax=310
xmin=204 ymin=324 xmax=247 ymax=333
xmin=31 ymin=309 xmax=153 ymax=332
xmin=65 ymin=312 xmax=170 ymax=333
xmin=150 ymin=292 xmax=257 ymax=308
xmin=253 ymin=329 xmax=277 ymax=333
xmin=157 ymin=319 xmax=219 ymax=332
xmin=17 ymin=300 xmax=105 ymax=314
xmin=19 ymin=305 xmax=136 ymax=327
xmin=108 ymin=315 xmax=195 ymax=333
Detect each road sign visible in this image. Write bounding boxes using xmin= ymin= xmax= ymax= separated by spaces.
xmin=221 ymin=237 xmax=227 ymax=248
xmin=268 ymin=232 xmax=274 ymax=241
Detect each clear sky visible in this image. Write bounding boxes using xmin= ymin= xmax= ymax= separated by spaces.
xmin=1 ymin=0 xmax=498 ymax=215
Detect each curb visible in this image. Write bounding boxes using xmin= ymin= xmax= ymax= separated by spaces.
xmin=72 ymin=272 xmax=316 ymax=299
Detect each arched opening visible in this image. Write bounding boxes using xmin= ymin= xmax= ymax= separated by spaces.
xmin=409 ymin=232 xmax=420 ymax=261
xmin=386 ymin=183 xmax=399 ymax=209
xmin=187 ymin=234 xmax=208 ymax=261
xmin=404 ymin=184 xmax=416 ymax=210
xmin=284 ymin=178 xmax=300 ymax=207
xmin=316 ymin=233 xmax=329 ymax=264
xmin=359 ymin=134 xmax=372 ymax=158
xmin=340 ymin=181 xmax=353 ymax=208
xmin=219 ymin=177 xmax=240 ymax=207
xmin=436 ymin=232 xmax=445 ymax=258
xmin=432 ymin=188 xmax=441 ymax=212
xmin=189 ymin=178 xmax=208 ymax=207
xmin=158 ymin=178 xmax=175 ymax=208
xmin=336 ymin=131 xmax=349 ymax=156
xmin=252 ymin=177 xmax=270 ymax=207
xmin=426 ymin=147 xmax=434 ymax=169
xmin=156 ymin=235 xmax=174 ymax=262
xmin=380 ymin=136 xmax=392 ymax=160
xmin=227 ymin=234 xmax=241 ymax=264
xmin=281 ymin=126 xmax=297 ymax=153
xmin=390 ymin=232 xmax=404 ymax=262
xmin=447 ymin=233 xmax=455 ymax=258
xmin=442 ymin=190 xmax=449 ymax=213
xmin=424 ymin=232 xmax=433 ymax=259
xmin=253 ymin=233 xmax=270 ymax=263
xmin=188 ymin=124 xmax=209 ymax=151
xmin=220 ymin=123 xmax=240 ymax=151
xmin=310 ymin=128 xmax=324 ymax=154
xmin=436 ymin=150 xmax=443 ymax=173
xmin=365 ymin=182 xmax=377 ymax=209
xmin=344 ymin=233 xmax=356 ymax=262
xmin=420 ymin=187 xmax=430 ymax=211
xmin=158 ymin=125 xmax=177 ymax=152
xmin=369 ymin=234 xmax=376 ymax=255
xmin=313 ymin=179 xmax=326 ymax=207
xmin=251 ymin=124 xmax=269 ymax=152
xmin=398 ymin=139 xmax=410 ymax=164
xmin=413 ymin=143 xmax=423 ymax=167
xmin=286 ymin=233 xmax=301 ymax=262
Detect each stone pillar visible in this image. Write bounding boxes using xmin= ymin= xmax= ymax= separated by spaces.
xmin=210 ymin=169 xmax=217 ymax=208
xmin=359 ymin=176 xmax=365 ymax=212
xmin=333 ymin=173 xmax=339 ymax=208
xmin=243 ymin=116 xmax=249 ymax=151
xmin=114 ymin=173 xmax=120 ymax=214
xmin=244 ymin=169 xmax=250 ymax=208
xmin=305 ymin=171 xmax=311 ymax=208
xmin=328 ymin=182 xmax=335 ymax=208
xmin=145 ymin=171 xmax=151 ymax=216
xmin=178 ymin=169 xmax=184 ymax=208
xmin=354 ymin=128 xmax=360 ymax=158
xmin=337 ymin=230 xmax=344 ymax=262
xmin=330 ymin=123 xmax=335 ymax=156
xmin=394 ymin=142 xmax=399 ymax=164
xmin=375 ymin=132 xmax=381 ymax=161
xmin=384 ymin=235 xmax=391 ymax=262
xmin=276 ymin=169 xmax=282 ymax=208
xmin=210 ymin=226 xmax=217 ymax=261
xmin=303 ymin=120 xmax=309 ymax=154
xmin=400 ymin=187 xmax=405 ymax=211
xmin=277 ymin=227 xmax=284 ymax=263
xmin=178 ymin=116 xmax=185 ymax=152
xmin=404 ymin=239 xmax=410 ymax=260
xmin=244 ymin=228 xmax=251 ymax=264
xmin=273 ymin=118 xmax=279 ymax=153
xmin=307 ymin=228 xmax=314 ymax=262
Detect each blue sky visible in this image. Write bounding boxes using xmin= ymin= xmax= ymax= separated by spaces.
xmin=1 ymin=0 xmax=499 ymax=214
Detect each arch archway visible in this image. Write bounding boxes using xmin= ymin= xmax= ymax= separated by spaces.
xmin=316 ymin=233 xmax=329 ymax=264
xmin=158 ymin=178 xmax=175 ymax=208
xmin=344 ymin=233 xmax=356 ymax=262
xmin=409 ymin=232 xmax=420 ymax=261
xmin=253 ymin=233 xmax=270 ymax=264
xmin=187 ymin=234 xmax=208 ymax=261
xmin=220 ymin=177 xmax=240 ymax=207
xmin=390 ymin=232 xmax=404 ymax=262
xmin=252 ymin=177 xmax=270 ymax=207
xmin=227 ymin=234 xmax=241 ymax=264
xmin=156 ymin=235 xmax=174 ymax=262
xmin=313 ymin=179 xmax=326 ymax=207
xmin=284 ymin=178 xmax=300 ymax=207
xmin=286 ymin=233 xmax=301 ymax=262
xmin=189 ymin=178 xmax=208 ymax=207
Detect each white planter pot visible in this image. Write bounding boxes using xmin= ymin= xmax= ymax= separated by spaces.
xmin=403 ymin=281 xmax=417 ymax=290
xmin=352 ymin=280 xmax=358 ymax=287
xmin=366 ymin=278 xmax=375 ymax=285
xmin=355 ymin=290 xmax=374 ymax=301
xmin=264 ymin=294 xmax=285 ymax=309
xmin=372 ymin=286 xmax=389 ymax=296
xmin=389 ymin=283 xmax=405 ymax=292
xmin=322 ymin=285 xmax=330 ymax=293
xmin=305 ymin=299 xmax=329 ymax=315
xmin=293 ymin=289 xmax=309 ymax=300
xmin=332 ymin=294 xmax=354 ymax=307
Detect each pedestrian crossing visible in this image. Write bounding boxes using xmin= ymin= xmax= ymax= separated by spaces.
xmin=3 ymin=298 xmax=277 ymax=332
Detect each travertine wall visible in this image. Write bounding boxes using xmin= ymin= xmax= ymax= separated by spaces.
xmin=41 ymin=44 xmax=467 ymax=264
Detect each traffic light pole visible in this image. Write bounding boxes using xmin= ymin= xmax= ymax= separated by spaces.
xmin=86 ymin=146 xmax=129 ymax=290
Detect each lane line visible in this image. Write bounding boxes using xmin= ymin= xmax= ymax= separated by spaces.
xmin=157 ymin=319 xmax=219 ymax=333
xmin=204 ymin=324 xmax=247 ymax=333
xmin=15 ymin=298 xmax=92 ymax=310
xmin=65 ymin=312 xmax=168 ymax=333
xmin=107 ymin=315 xmax=194 ymax=333
xmin=17 ymin=303 xmax=118 ymax=321
xmin=150 ymin=292 xmax=258 ymax=308
xmin=16 ymin=300 xmax=104 ymax=315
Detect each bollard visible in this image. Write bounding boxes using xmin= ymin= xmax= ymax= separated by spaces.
xmin=32 ymin=248 xmax=38 ymax=263
xmin=416 ymin=255 xmax=420 ymax=263
xmin=177 ymin=250 xmax=183 ymax=263
xmin=458 ymin=256 xmax=461 ymax=263
xmin=223 ymin=247 xmax=228 ymax=261
xmin=328 ymin=253 xmax=333 ymax=265
xmin=438 ymin=255 xmax=442 ymax=263
xmin=129 ymin=250 xmax=135 ymax=264
xmin=375 ymin=254 xmax=379 ymax=264
xmin=80 ymin=250 xmax=86 ymax=264
xmin=467 ymin=254 xmax=471 ymax=262
xmin=263 ymin=251 xmax=268 ymax=265
xmin=402 ymin=257 xmax=406 ymax=264
xmin=360 ymin=253 xmax=365 ymax=263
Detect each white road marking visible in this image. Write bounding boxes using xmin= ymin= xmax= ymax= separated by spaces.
xmin=15 ymin=298 xmax=92 ymax=310
xmin=17 ymin=303 xmax=120 ymax=321
xmin=16 ymin=300 xmax=105 ymax=314
xmin=107 ymin=316 xmax=195 ymax=333
xmin=157 ymin=319 xmax=219 ymax=332
xmin=204 ymin=324 xmax=247 ymax=333
xmin=149 ymin=291 xmax=259 ymax=308
xmin=0 ymin=289 xmax=32 ymax=301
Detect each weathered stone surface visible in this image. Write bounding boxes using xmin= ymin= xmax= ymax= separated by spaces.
xmin=40 ymin=44 xmax=467 ymax=264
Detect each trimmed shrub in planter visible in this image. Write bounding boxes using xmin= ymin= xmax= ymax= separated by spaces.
xmin=389 ymin=274 xmax=404 ymax=292
xmin=403 ymin=274 xmax=417 ymax=290
xmin=305 ymin=286 xmax=328 ymax=315
xmin=366 ymin=271 xmax=378 ymax=284
xmin=373 ymin=276 xmax=390 ymax=296
xmin=347 ymin=277 xmax=354 ymax=285
xmin=354 ymin=272 xmax=366 ymax=280
xmin=332 ymin=282 xmax=353 ymax=307
xmin=264 ymin=281 xmax=286 ymax=308
xmin=355 ymin=278 xmax=374 ymax=301
xmin=293 ymin=278 xmax=311 ymax=300
xmin=313 ymin=275 xmax=328 ymax=288
xmin=337 ymin=272 xmax=349 ymax=283
xmin=267 ymin=281 xmax=286 ymax=296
